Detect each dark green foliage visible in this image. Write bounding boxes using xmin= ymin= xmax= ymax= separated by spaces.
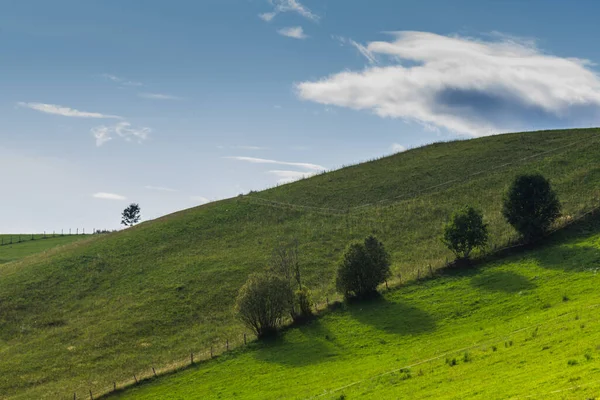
xmin=442 ymin=206 xmax=488 ymax=260
xmin=121 ymin=203 xmax=142 ymax=227
xmin=503 ymin=174 xmax=561 ymax=242
xmin=235 ymin=273 xmax=293 ymax=338
xmin=336 ymin=236 xmax=391 ymax=299
xmin=294 ymin=287 xmax=313 ymax=320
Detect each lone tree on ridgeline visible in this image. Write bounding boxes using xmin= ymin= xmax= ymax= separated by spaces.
xmin=121 ymin=203 xmax=141 ymax=227
xmin=503 ymin=173 xmax=561 ymax=242
xmin=443 ymin=205 xmax=488 ymax=262
xmin=235 ymin=273 xmax=293 ymax=338
xmin=336 ymin=235 xmax=391 ymax=300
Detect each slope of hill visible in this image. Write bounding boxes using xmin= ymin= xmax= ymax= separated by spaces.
xmin=0 ymin=234 xmax=91 ymax=265
xmin=1 ymin=129 xmax=599 ymax=399
xmin=111 ymin=212 xmax=600 ymax=399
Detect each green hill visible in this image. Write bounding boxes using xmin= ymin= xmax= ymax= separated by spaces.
xmin=0 ymin=234 xmax=90 ymax=265
xmin=111 ymin=212 xmax=600 ymax=399
xmin=1 ymin=129 xmax=599 ymax=399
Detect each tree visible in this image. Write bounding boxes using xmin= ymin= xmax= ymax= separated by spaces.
xmin=270 ymin=239 xmax=313 ymax=320
xmin=336 ymin=235 xmax=391 ymax=300
xmin=121 ymin=203 xmax=141 ymax=227
xmin=503 ymin=174 xmax=561 ymax=242
xmin=235 ymin=273 xmax=293 ymax=338
xmin=442 ymin=206 xmax=488 ymax=261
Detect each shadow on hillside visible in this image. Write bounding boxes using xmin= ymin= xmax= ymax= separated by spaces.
xmin=347 ymin=296 xmax=436 ymax=335
xmin=471 ymin=270 xmax=536 ymax=293
xmin=533 ymin=244 xmax=600 ymax=272
xmin=253 ymin=319 xmax=340 ymax=367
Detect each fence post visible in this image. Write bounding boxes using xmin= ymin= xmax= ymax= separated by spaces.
xmin=134 ymin=374 xmax=138 ymax=384
xmin=190 ymin=352 xmax=194 ymax=364
xmin=429 ymin=264 xmax=434 ymax=277
xmin=226 ymin=339 xmax=229 ymax=351
xmin=385 ymin=280 xmax=389 ymax=290
xmin=89 ymin=389 xmax=93 ymax=400
xmin=152 ymin=367 xmax=157 ymax=377
xmin=326 ymin=297 xmax=329 ymax=307
xmin=113 ymin=382 xmax=116 ymax=391
xmin=73 ymin=393 xmax=76 ymax=400
xmin=244 ymin=333 xmax=247 ymax=345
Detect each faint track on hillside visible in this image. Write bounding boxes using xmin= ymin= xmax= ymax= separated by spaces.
xmin=243 ymin=132 xmax=600 ymax=216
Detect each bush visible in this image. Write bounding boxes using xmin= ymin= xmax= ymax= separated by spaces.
xmin=442 ymin=205 xmax=488 ymax=260
xmin=336 ymin=235 xmax=391 ymax=299
xmin=235 ymin=273 xmax=293 ymax=338
xmin=294 ymin=287 xmax=313 ymax=320
xmin=503 ymin=173 xmax=561 ymax=242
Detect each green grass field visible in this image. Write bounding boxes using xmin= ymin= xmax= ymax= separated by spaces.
xmin=112 ymin=213 xmax=600 ymax=399
xmin=1 ymin=129 xmax=600 ymax=399
xmin=0 ymin=234 xmax=91 ymax=265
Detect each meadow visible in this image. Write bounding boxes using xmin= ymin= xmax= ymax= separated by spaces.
xmin=112 ymin=213 xmax=600 ymax=399
xmin=0 ymin=129 xmax=599 ymax=398
xmin=0 ymin=234 xmax=91 ymax=265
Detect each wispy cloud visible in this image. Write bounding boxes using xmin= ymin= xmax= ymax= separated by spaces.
xmin=335 ymin=36 xmax=378 ymax=64
xmin=93 ymin=192 xmax=126 ymax=200
xmin=297 ymin=31 xmax=600 ymax=136
xmin=278 ymin=26 xmax=308 ymax=40
xmin=225 ymin=156 xmax=325 ymax=171
xmin=91 ymin=122 xmax=150 ymax=146
xmin=259 ymin=0 xmax=319 ymax=22
xmin=145 ymin=185 xmax=177 ymax=192
xmin=138 ymin=92 xmax=183 ymax=100
xmin=268 ymin=169 xmax=316 ymax=183
xmin=391 ymin=143 xmax=406 ymax=153
xmin=102 ymin=73 xmax=143 ymax=87
xmin=17 ymin=102 xmax=122 ymax=119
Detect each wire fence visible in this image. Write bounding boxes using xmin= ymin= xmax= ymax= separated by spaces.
xmin=71 ymin=202 xmax=600 ymax=400
xmin=64 ymin=131 xmax=600 ymax=398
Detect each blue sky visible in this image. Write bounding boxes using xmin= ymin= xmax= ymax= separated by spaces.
xmin=3 ymin=0 xmax=600 ymax=233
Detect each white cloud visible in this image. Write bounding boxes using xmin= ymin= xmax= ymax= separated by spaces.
xmin=391 ymin=143 xmax=406 ymax=153
xmin=225 ymin=156 xmax=325 ymax=171
xmin=278 ymin=26 xmax=307 ymax=40
xmin=260 ymin=0 xmax=319 ymax=22
xmin=17 ymin=102 xmax=122 ymax=119
xmin=145 ymin=186 xmax=177 ymax=192
xmin=259 ymin=12 xmax=276 ymax=21
xmin=335 ymin=36 xmax=378 ymax=64
xmin=138 ymin=92 xmax=182 ymax=100
xmin=102 ymin=73 xmax=143 ymax=87
xmin=296 ymin=31 xmax=600 ymax=136
xmin=190 ymin=196 xmax=210 ymax=204
xmin=93 ymin=192 xmax=126 ymax=200
xmin=91 ymin=122 xmax=150 ymax=146
xmin=268 ymin=169 xmax=316 ymax=184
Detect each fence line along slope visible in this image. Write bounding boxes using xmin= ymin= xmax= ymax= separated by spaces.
xmin=0 ymin=128 xmax=599 ymax=399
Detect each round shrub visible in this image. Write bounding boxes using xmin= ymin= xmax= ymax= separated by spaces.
xmin=503 ymin=174 xmax=561 ymax=242
xmin=235 ymin=273 xmax=293 ymax=338
xmin=336 ymin=235 xmax=391 ymax=300
xmin=443 ymin=205 xmax=488 ymax=261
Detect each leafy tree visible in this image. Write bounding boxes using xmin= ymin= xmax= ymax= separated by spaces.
xmin=336 ymin=235 xmax=391 ymax=300
xmin=121 ymin=203 xmax=141 ymax=227
xmin=442 ymin=206 xmax=488 ymax=260
xmin=503 ymin=174 xmax=561 ymax=242
xmin=235 ymin=273 xmax=293 ymax=338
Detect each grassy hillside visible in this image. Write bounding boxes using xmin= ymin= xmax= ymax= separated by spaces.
xmin=0 ymin=235 xmax=90 ymax=265
xmin=110 ymin=213 xmax=600 ymax=399
xmin=1 ymin=129 xmax=599 ymax=399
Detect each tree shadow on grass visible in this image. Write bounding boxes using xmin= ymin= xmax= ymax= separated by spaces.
xmin=253 ymin=319 xmax=340 ymax=367
xmin=347 ymin=295 xmax=436 ymax=335
xmin=471 ymin=270 xmax=536 ymax=293
xmin=533 ymin=244 xmax=600 ymax=272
